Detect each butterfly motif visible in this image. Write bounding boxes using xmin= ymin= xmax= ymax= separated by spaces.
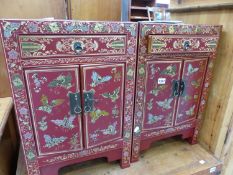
xmin=90 ymin=71 xmax=112 ymax=87
xmin=156 ymin=98 xmax=173 ymax=110
xmin=160 ymin=65 xmax=177 ymax=77
xmin=51 ymin=115 xmax=76 ymax=129
xmin=191 ymin=79 xmax=202 ymax=88
xmin=147 ymin=113 xmax=163 ymax=124
xmin=37 ymin=95 xmax=64 ymax=114
xmin=150 ymin=85 xmax=167 ymax=96
xmin=185 ymin=105 xmax=196 ymax=116
xmin=44 ymin=134 xmax=67 ymax=148
xmin=102 ymin=87 xmax=120 ymax=102
xmin=90 ymin=109 xmax=109 ymax=123
xmin=48 ymin=74 xmax=72 ymax=89
xmin=187 ymin=64 xmax=199 ymax=76
xmin=101 ymin=122 xmax=117 ymax=135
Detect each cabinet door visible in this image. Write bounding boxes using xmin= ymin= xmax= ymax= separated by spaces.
xmin=143 ymin=60 xmax=182 ymax=131
xmin=175 ymin=58 xmax=208 ymax=125
xmin=81 ymin=64 xmax=124 ymax=148
xmin=25 ymin=67 xmax=83 ymax=155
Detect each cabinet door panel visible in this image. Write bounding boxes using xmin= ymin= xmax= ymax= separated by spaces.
xmin=81 ymin=64 xmax=124 ymax=148
xmin=143 ymin=60 xmax=182 ymax=130
xmin=25 ymin=67 xmax=83 ymax=155
xmin=175 ymin=58 xmax=208 ymax=125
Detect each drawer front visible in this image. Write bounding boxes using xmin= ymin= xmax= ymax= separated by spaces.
xmin=19 ymin=35 xmax=126 ymax=58
xmin=148 ymin=35 xmax=218 ymax=54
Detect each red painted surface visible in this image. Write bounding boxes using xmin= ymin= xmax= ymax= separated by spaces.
xmin=25 ymin=67 xmax=83 ymax=155
xmin=143 ymin=60 xmax=182 ymax=130
xmin=81 ymin=64 xmax=125 ymax=148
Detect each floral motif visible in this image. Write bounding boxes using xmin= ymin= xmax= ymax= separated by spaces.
xmin=8 ymin=49 xmax=18 ymax=59
xmin=19 ymin=107 xmax=28 ymax=115
xmin=112 ymin=105 xmax=120 ymax=118
xmin=191 ymin=79 xmax=201 ymax=88
xmin=93 ymin=23 xmax=105 ymax=32
xmin=12 ymin=74 xmax=23 ymax=89
xmin=27 ymin=22 xmax=38 ymax=32
xmin=65 ymin=23 xmax=89 ymax=32
xmin=31 ymin=73 xmax=47 ymax=93
xmin=69 ymin=133 xmax=79 ymax=150
xmin=111 ymin=67 xmax=121 ymax=82
xmin=138 ymin=64 xmax=145 ymax=76
xmin=46 ymin=22 xmax=61 ymax=32
xmin=3 ymin=22 xmax=20 ymax=37
xmin=126 ymin=67 xmax=134 ymax=79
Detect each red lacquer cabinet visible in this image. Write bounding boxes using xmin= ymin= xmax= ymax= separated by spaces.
xmin=131 ymin=22 xmax=222 ymax=162
xmin=0 ymin=20 xmax=138 ymax=175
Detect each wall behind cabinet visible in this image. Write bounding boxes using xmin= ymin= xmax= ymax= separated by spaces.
xmin=68 ymin=0 xmax=121 ymax=20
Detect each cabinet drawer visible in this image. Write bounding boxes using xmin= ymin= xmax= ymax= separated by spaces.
xmin=148 ymin=35 xmax=218 ymax=54
xmin=19 ymin=35 xmax=127 ymax=58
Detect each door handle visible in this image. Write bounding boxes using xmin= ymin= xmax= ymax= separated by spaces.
xmin=179 ymin=80 xmax=185 ymax=96
xmin=83 ymin=90 xmax=95 ymax=113
xmin=172 ymin=80 xmax=180 ymax=97
xmin=69 ymin=92 xmax=81 ymax=115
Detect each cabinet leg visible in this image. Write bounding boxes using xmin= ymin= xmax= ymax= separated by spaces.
xmin=40 ymin=165 xmax=59 ymax=175
xmin=120 ymin=159 xmax=130 ymax=169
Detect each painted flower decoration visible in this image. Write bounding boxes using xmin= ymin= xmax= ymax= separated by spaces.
xmin=127 ymin=68 xmax=134 ymax=78
xmin=48 ymin=22 xmax=60 ymax=33
xmin=138 ymin=66 xmax=145 ymax=75
xmin=137 ymin=91 xmax=143 ymax=97
xmin=24 ymin=132 xmax=33 ymax=139
xmin=8 ymin=49 xmax=18 ymax=59
xmin=136 ymin=111 xmax=142 ymax=117
xmin=126 ymin=93 xmax=132 ymax=101
xmin=127 ymin=46 xmax=134 ymax=54
xmin=3 ymin=22 xmax=20 ymax=38
xmin=27 ymin=151 xmax=35 ymax=160
xmin=19 ymin=107 xmax=28 ymax=115
xmin=94 ymin=23 xmax=104 ymax=32
xmin=111 ymin=23 xmax=120 ymax=32
xmin=27 ymin=23 xmax=38 ymax=32
xmin=169 ymin=26 xmax=175 ymax=34
xmin=140 ymin=46 xmax=146 ymax=53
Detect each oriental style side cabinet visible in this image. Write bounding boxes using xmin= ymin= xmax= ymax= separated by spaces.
xmin=0 ymin=20 xmax=138 ymax=175
xmin=131 ymin=22 xmax=222 ymax=162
